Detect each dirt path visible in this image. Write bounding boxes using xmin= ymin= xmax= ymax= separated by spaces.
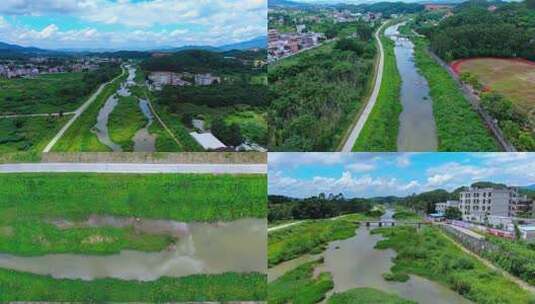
xmin=144 ymin=93 xmax=184 ymax=150
xmin=341 ymin=22 xmax=386 ymax=152
xmin=42 ymin=66 xmax=127 ymax=153
xmin=0 ymin=112 xmax=75 ymax=119
xmin=439 ymin=227 xmax=535 ymax=294
xmin=268 ymin=221 xmax=305 ymax=233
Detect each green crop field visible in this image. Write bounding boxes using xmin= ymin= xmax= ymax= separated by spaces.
xmin=373 ymin=226 xmax=534 ymax=304
xmin=353 ymin=29 xmax=402 ymax=151
xmin=0 ymin=72 xmax=88 ymax=115
xmin=328 ymin=288 xmax=416 ymax=304
xmin=0 ymin=115 xmax=69 ymax=153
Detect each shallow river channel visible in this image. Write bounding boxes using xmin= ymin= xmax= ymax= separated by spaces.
xmin=385 ymin=23 xmax=438 ymax=152
xmin=0 ymin=217 xmax=266 ymax=281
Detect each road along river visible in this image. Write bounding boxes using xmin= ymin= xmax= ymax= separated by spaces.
xmin=0 ymin=218 xmax=266 ymax=281
xmin=385 ymin=23 xmax=438 ymax=152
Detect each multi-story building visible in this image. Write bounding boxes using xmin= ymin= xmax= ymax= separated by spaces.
xmin=459 ymin=187 xmax=533 ymax=223
xmin=435 ymin=200 xmax=459 ymax=214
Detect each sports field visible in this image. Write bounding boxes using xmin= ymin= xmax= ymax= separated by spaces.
xmin=451 ymin=58 xmax=535 ymax=114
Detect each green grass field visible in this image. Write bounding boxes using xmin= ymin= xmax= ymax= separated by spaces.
xmin=269 ymin=259 xmax=333 ymax=304
xmin=0 ymin=72 xmax=88 ymax=115
xmin=52 ymin=69 xmax=126 ymax=152
xmin=0 ymin=173 xmax=267 ymax=222
xmin=0 ymin=115 xmax=69 ymax=153
xmin=353 ymin=30 xmax=402 ymax=151
xmin=373 ymin=226 xmax=534 ymax=304
xmin=328 ymin=288 xmax=416 ymax=304
xmin=108 ymin=95 xmax=147 ymax=151
xmin=0 ymin=270 xmax=266 ymax=302
xmin=268 ymin=219 xmax=358 ymax=267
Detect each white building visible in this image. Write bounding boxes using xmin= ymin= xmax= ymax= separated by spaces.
xmin=194 ymin=73 xmax=220 ymax=86
xmin=459 ymin=187 xmax=533 ymax=223
xmin=435 ymin=200 xmax=460 ymax=214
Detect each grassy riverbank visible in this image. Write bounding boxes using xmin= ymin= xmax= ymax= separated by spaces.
xmin=108 ymin=95 xmax=147 ymax=151
xmin=269 ymin=259 xmax=333 ymax=304
xmin=353 ymin=27 xmax=401 ymax=151
xmin=0 ymin=269 xmax=266 ymax=302
xmin=328 ymin=288 xmax=416 ymax=304
xmin=268 ymin=219 xmax=358 ymax=267
xmin=0 ymin=173 xmax=267 ymax=222
xmin=408 ymin=36 xmax=498 ymax=151
xmin=52 ymin=68 xmax=127 ymax=152
xmin=373 ymin=226 xmax=534 ymax=304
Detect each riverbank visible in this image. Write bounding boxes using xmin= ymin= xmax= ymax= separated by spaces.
xmin=353 ymin=22 xmax=402 ymax=151
xmin=401 ymin=25 xmax=499 ymax=151
xmin=373 ymin=226 xmax=534 ymax=303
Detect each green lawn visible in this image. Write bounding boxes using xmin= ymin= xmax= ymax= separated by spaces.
xmin=0 ymin=270 xmax=266 ymax=302
xmin=373 ymin=226 xmax=534 ymax=304
xmin=0 ymin=173 xmax=267 ymax=222
xmin=269 ymin=219 xmax=358 ymax=267
xmin=328 ymin=288 xmax=416 ymax=304
xmin=225 ymin=109 xmax=267 ymax=144
xmin=353 ymin=28 xmax=402 ymax=151
xmin=108 ymin=95 xmax=147 ymax=151
xmin=0 ymin=115 xmax=69 ymax=153
xmin=0 ymin=72 xmax=88 ymax=114
xmin=269 ymin=259 xmax=333 ymax=304
xmin=52 ymin=69 xmax=126 ymax=152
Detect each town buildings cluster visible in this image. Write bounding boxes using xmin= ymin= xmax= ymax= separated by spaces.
xmin=268 ymin=26 xmax=325 ymax=62
xmin=0 ymin=57 xmax=120 ymax=79
xmin=148 ymin=71 xmax=221 ymax=90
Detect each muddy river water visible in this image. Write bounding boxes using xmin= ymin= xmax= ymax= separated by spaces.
xmin=268 ymin=210 xmax=472 ymax=303
xmin=0 ymin=217 xmax=266 ymax=281
xmin=385 ymin=23 xmax=438 ymax=152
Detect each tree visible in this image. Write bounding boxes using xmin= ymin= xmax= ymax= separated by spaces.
xmin=211 ymin=117 xmax=243 ymax=147
xmin=445 ymin=207 xmax=463 ymax=220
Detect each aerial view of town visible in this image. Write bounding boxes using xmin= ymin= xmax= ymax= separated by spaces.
xmin=0 ymin=153 xmax=267 ymax=302
xmin=267 ymin=0 xmax=535 ymax=152
xmin=0 ymin=0 xmax=267 ymax=154
xmin=268 ymin=152 xmax=535 ymax=304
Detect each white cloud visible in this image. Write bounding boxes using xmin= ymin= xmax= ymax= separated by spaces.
xmin=396 ymin=154 xmax=411 ymax=168
xmin=346 ymin=162 xmax=375 ymax=173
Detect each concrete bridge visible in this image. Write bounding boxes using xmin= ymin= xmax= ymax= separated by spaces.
xmin=355 ymin=221 xmax=429 ymax=228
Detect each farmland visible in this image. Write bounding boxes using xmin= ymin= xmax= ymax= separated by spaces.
xmin=0 ymin=115 xmax=68 ymax=153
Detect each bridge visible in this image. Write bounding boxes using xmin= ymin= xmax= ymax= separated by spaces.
xmin=355 ymin=221 xmax=429 ymax=228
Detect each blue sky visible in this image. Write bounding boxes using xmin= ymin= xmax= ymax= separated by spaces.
xmin=269 ymin=153 xmax=535 ymax=198
xmin=0 ymin=0 xmax=266 ymax=50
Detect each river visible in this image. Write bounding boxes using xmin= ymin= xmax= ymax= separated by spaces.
xmin=268 ymin=210 xmax=472 ymax=303
xmin=385 ymin=23 xmax=438 ymax=152
xmin=0 ymin=218 xmax=266 ymax=281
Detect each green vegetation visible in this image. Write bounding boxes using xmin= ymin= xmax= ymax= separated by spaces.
xmin=392 ymin=210 xmax=420 ymax=221
xmin=482 ymin=236 xmax=535 ymax=286
xmin=422 ymin=1 xmax=535 ymax=61
xmin=383 ymin=272 xmax=410 ymax=282
xmin=373 ymin=226 xmax=534 ymax=304
xmin=268 ymin=21 xmax=377 ymax=151
xmin=410 ymin=37 xmax=498 ymax=151
xmin=0 ymin=115 xmax=68 ymax=153
xmin=52 ymin=67 xmax=126 ymax=152
xmin=269 ymin=259 xmax=333 ymax=304
xmin=0 ymin=270 xmax=266 ymax=302
xmin=0 ymin=173 xmax=267 ymax=222
xmin=0 ymin=65 xmax=120 ymax=115
xmin=0 ymin=221 xmax=172 ymax=256
xmin=353 ymin=26 xmax=401 ymax=151
xmin=107 ymin=95 xmax=147 ymax=151
xmin=328 ymin=288 xmax=416 ymax=304
xmin=268 ymin=219 xmax=357 ymax=266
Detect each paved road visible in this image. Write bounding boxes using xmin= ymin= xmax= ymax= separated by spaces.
xmin=341 ymin=22 xmax=387 ymax=152
xmin=42 ymin=66 xmax=127 ymax=153
xmin=0 ymin=112 xmax=75 ymax=119
xmin=268 ymin=221 xmax=305 ymax=232
xmin=0 ymin=163 xmax=267 ymax=174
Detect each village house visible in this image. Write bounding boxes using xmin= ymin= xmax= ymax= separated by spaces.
xmin=194 ymin=73 xmax=220 ymax=86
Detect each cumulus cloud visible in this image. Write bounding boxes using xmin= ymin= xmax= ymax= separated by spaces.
xmin=0 ymin=0 xmax=267 ymax=49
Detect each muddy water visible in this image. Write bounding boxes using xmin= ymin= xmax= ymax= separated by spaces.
xmin=0 ymin=218 xmax=266 ymax=281
xmin=321 ymin=226 xmax=472 ymax=304
xmin=133 ymin=99 xmax=156 ymax=152
xmin=385 ymin=23 xmax=438 ymax=152
xmin=92 ymin=95 xmax=122 ymax=152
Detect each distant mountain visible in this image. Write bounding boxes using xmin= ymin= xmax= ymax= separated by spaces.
xmin=218 ymin=36 xmax=267 ymax=51
xmin=521 ymin=184 xmax=535 ymax=191
xmin=268 ymin=0 xmax=313 ymax=8
xmin=0 ymin=42 xmax=55 ymax=55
